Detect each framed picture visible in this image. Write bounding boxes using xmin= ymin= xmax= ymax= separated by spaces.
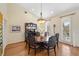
xmin=12 ymin=26 xmax=21 ymax=32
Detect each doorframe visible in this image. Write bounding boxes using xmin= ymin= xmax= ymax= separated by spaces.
xmin=60 ymin=16 xmax=73 ymax=45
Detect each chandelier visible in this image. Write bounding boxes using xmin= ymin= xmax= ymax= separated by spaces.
xmin=37 ymin=3 xmax=45 ymax=23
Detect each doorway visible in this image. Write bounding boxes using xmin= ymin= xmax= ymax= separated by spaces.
xmin=61 ymin=16 xmax=72 ymax=45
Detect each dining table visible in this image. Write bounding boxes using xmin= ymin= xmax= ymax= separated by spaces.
xmin=35 ymin=35 xmax=51 ymax=49
xmin=35 ymin=35 xmax=51 ymax=42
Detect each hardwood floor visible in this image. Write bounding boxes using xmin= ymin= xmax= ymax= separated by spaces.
xmin=0 ymin=48 xmax=2 ymax=56
xmin=4 ymin=41 xmax=79 ymax=56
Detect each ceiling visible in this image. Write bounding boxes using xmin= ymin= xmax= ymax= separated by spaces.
xmin=18 ymin=3 xmax=79 ymax=19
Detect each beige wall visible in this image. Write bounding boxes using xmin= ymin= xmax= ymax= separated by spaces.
xmin=7 ymin=4 xmax=38 ymax=44
xmin=50 ymin=9 xmax=79 ymax=47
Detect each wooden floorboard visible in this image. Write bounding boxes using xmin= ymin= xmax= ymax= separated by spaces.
xmin=4 ymin=42 xmax=79 ymax=56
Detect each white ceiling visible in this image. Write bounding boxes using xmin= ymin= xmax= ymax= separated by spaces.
xmin=18 ymin=3 xmax=79 ymax=19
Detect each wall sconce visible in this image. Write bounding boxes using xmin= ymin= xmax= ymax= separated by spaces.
xmin=53 ymin=24 xmax=56 ymax=34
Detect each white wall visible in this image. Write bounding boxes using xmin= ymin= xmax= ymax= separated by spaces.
xmin=50 ymin=9 xmax=79 ymax=47
xmin=7 ymin=4 xmax=38 ymax=44
xmin=72 ymin=10 xmax=79 ymax=47
xmin=49 ymin=17 xmax=61 ymax=36
xmin=0 ymin=3 xmax=8 ymax=55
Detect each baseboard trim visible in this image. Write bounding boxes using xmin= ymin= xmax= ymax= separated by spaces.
xmin=59 ymin=41 xmax=73 ymax=46
xmin=7 ymin=41 xmax=25 ymax=46
xmin=73 ymin=44 xmax=79 ymax=47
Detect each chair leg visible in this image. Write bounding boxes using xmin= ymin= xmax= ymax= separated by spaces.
xmin=57 ymin=42 xmax=59 ymax=47
xmin=25 ymin=42 xmax=27 ymax=49
xmin=47 ymin=49 xmax=49 ymax=56
xmin=28 ymin=45 xmax=30 ymax=55
xmin=34 ymin=49 xmax=36 ymax=56
xmin=54 ymin=46 xmax=56 ymax=56
xmin=40 ymin=49 xmax=41 ymax=52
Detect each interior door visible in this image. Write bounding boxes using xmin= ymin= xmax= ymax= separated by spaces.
xmin=0 ymin=12 xmax=3 ymax=55
xmin=61 ymin=16 xmax=72 ymax=45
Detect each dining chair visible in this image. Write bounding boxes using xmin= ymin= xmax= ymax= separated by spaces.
xmin=35 ymin=32 xmax=40 ymax=36
xmin=55 ymin=33 xmax=59 ymax=47
xmin=25 ymin=31 xmax=36 ymax=48
xmin=27 ymin=32 xmax=40 ymax=56
xmin=25 ymin=31 xmax=32 ymax=48
xmin=44 ymin=36 xmax=57 ymax=56
xmin=25 ymin=31 xmax=29 ymax=48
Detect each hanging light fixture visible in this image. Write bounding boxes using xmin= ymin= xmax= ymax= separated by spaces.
xmin=37 ymin=3 xmax=45 ymax=23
